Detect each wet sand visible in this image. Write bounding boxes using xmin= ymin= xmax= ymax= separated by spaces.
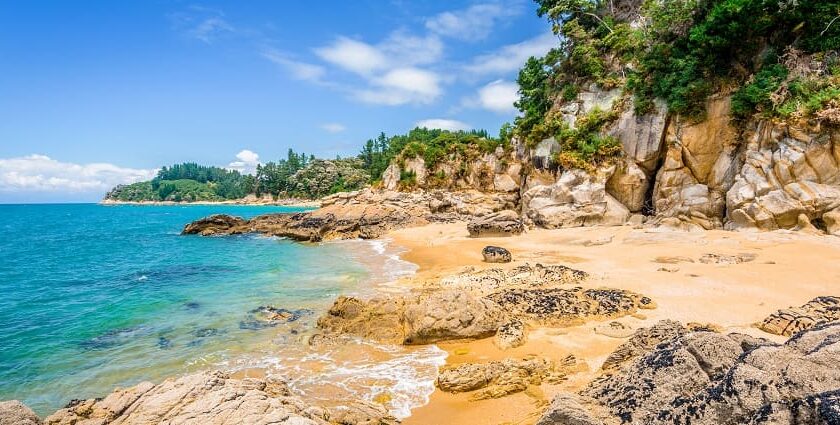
xmin=388 ymin=223 xmax=840 ymax=425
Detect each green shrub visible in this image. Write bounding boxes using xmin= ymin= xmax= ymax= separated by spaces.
xmin=731 ymin=64 xmax=789 ymax=118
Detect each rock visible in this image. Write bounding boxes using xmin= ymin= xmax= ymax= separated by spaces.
xmin=317 ymin=290 xmax=507 ymax=345
xmin=698 ymin=252 xmax=756 ymax=265
xmin=44 ymin=370 xmax=333 ymax=425
xmin=402 ymin=290 xmax=507 ymax=344
xmin=521 ymin=167 xmax=630 ymax=228
xmin=182 ymin=214 xmax=248 ymax=236
xmin=484 ymin=287 xmax=654 ymax=326
xmin=599 ymin=320 xmax=690 ymax=372
xmin=438 ymin=263 xmax=589 ymax=295
xmin=581 ymin=236 xmax=613 ymax=246
xmin=725 ymin=121 xmax=840 ymax=231
xmin=0 ymin=400 xmax=41 ymax=425
xmin=381 ymin=164 xmax=400 ymax=191
xmin=577 ymin=321 xmax=840 ymax=424
xmin=494 ymin=320 xmax=527 ymax=349
xmin=609 ymin=98 xmax=668 ymax=173
xmin=794 ymin=213 xmax=824 ymax=234
xmin=758 ymin=296 xmax=840 ymax=336
xmin=536 ymin=393 xmax=604 ymax=425
xmin=627 ymin=213 xmax=645 ymax=226
xmin=467 ymin=210 xmax=524 ymax=237
xmin=327 ymin=400 xmax=399 ymax=425
xmin=436 ymin=355 xmax=580 ymax=400
xmin=607 ymin=159 xmax=649 ymax=212
xmin=482 ymin=246 xmax=512 ymax=263
xmin=593 ymin=321 xmax=635 ymax=338
xmin=824 ymin=208 xmax=840 ymax=236
xmin=184 ymin=189 xmax=514 ymax=241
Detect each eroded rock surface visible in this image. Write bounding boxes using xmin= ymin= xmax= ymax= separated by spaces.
xmin=316 ymin=291 xmax=506 ymax=345
xmin=184 ymin=189 xmax=517 ymax=241
xmin=494 ymin=319 xmax=527 ymax=350
xmin=467 ymin=210 xmax=525 ymax=237
xmin=43 ymin=370 xmax=396 ymax=425
xmin=485 ymin=287 xmax=654 ymax=326
xmin=758 ymin=296 xmax=840 ymax=336
xmin=549 ymin=321 xmax=840 ymax=425
xmin=0 ymin=400 xmax=41 ymax=425
xmin=438 ymin=263 xmax=588 ymax=295
xmin=437 ymin=355 xmax=581 ymax=400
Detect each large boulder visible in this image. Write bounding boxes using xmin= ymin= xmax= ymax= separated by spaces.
xmin=574 ymin=321 xmax=840 ymax=425
xmin=0 ymin=401 xmax=41 ymax=425
xmin=437 ymin=356 xmax=580 ymax=400
xmin=467 ymin=210 xmax=525 ymax=237
xmin=317 ymin=290 xmax=507 ymax=345
xmin=521 ymin=167 xmax=630 ymax=228
xmin=381 ymin=163 xmax=400 ymax=191
xmin=536 ymin=393 xmax=603 ymax=425
xmin=182 ymin=214 xmax=248 ymax=235
xmin=609 ymin=98 xmax=669 ymax=173
xmin=42 ymin=370 xmax=393 ymax=425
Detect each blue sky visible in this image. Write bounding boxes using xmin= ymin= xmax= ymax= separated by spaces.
xmin=0 ymin=0 xmax=555 ymax=202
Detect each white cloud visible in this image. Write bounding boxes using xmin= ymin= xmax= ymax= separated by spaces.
xmin=315 ymin=37 xmax=388 ymax=76
xmin=190 ymin=17 xmax=234 ymax=43
xmin=356 ymin=67 xmax=442 ymax=105
xmin=227 ymin=150 xmax=260 ymax=175
xmin=262 ymin=49 xmax=326 ymax=83
xmin=477 ymin=80 xmax=519 ymax=113
xmin=426 ymin=3 xmax=522 ymax=41
xmin=415 ymin=119 xmax=471 ymax=131
xmin=0 ymin=155 xmax=157 ymax=193
xmin=309 ymin=32 xmax=445 ymax=106
xmin=465 ymin=32 xmax=557 ymax=75
xmin=321 ymin=123 xmax=346 ymax=133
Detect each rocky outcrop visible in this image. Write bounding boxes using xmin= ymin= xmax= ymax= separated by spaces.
xmin=437 ymin=355 xmax=581 ymax=400
xmin=494 ymin=319 xmax=527 ymax=350
xmin=540 ymin=321 xmax=840 ymax=424
xmin=536 ymin=393 xmax=603 ymax=425
xmin=726 ymin=121 xmax=840 ymax=231
xmin=467 ymin=210 xmax=524 ymax=237
xmin=183 ymin=189 xmax=516 ymax=241
xmin=316 ymin=290 xmax=507 ymax=345
xmin=521 ymin=166 xmax=630 ymax=228
xmin=0 ymin=400 xmax=41 ymax=425
xmin=43 ymin=370 xmax=396 ymax=425
xmin=482 ymin=246 xmax=512 ymax=263
xmin=485 ymin=287 xmax=655 ymax=326
xmin=182 ymin=214 xmax=248 ymax=236
xmin=438 ymin=263 xmax=589 ymax=295
xmin=758 ymin=296 xmax=840 ymax=336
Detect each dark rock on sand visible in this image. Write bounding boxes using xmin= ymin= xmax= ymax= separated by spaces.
xmin=494 ymin=319 xmax=527 ymax=349
xmin=482 ymin=246 xmax=512 ymax=263
xmin=544 ymin=321 xmax=840 ymax=425
xmin=758 ymin=296 xmax=840 ymax=336
xmin=485 ymin=287 xmax=654 ymax=326
xmin=240 ymin=306 xmax=313 ymax=330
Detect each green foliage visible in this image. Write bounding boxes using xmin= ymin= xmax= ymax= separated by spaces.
xmin=105 ymin=181 xmax=157 ymax=202
xmin=156 ymin=179 xmax=220 ymax=202
xmin=731 ymin=64 xmax=789 ymax=118
xmin=521 ymin=0 xmax=840 ymax=125
xmin=777 ymin=76 xmax=840 ymax=119
xmin=552 ymin=107 xmax=623 ymax=171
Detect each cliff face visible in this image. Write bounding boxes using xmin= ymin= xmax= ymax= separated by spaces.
xmin=380 ymin=85 xmax=840 ymax=234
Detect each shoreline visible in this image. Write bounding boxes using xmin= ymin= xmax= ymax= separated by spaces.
xmin=99 ymin=198 xmax=321 ymax=208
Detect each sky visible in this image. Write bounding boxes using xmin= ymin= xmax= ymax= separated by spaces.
xmin=0 ymin=0 xmax=556 ymax=202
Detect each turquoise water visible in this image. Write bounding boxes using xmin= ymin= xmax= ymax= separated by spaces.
xmin=0 ymin=203 xmax=376 ymax=415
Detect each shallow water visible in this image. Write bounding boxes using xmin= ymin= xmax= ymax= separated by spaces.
xmin=0 ymin=204 xmax=443 ymax=418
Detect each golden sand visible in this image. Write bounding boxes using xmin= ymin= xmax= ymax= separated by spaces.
xmin=388 ymin=223 xmax=840 ymax=425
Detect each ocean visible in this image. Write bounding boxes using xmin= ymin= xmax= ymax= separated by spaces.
xmin=0 ymin=203 xmax=444 ymax=418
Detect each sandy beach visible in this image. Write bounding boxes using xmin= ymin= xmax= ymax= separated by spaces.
xmin=383 ymin=223 xmax=840 ymax=424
